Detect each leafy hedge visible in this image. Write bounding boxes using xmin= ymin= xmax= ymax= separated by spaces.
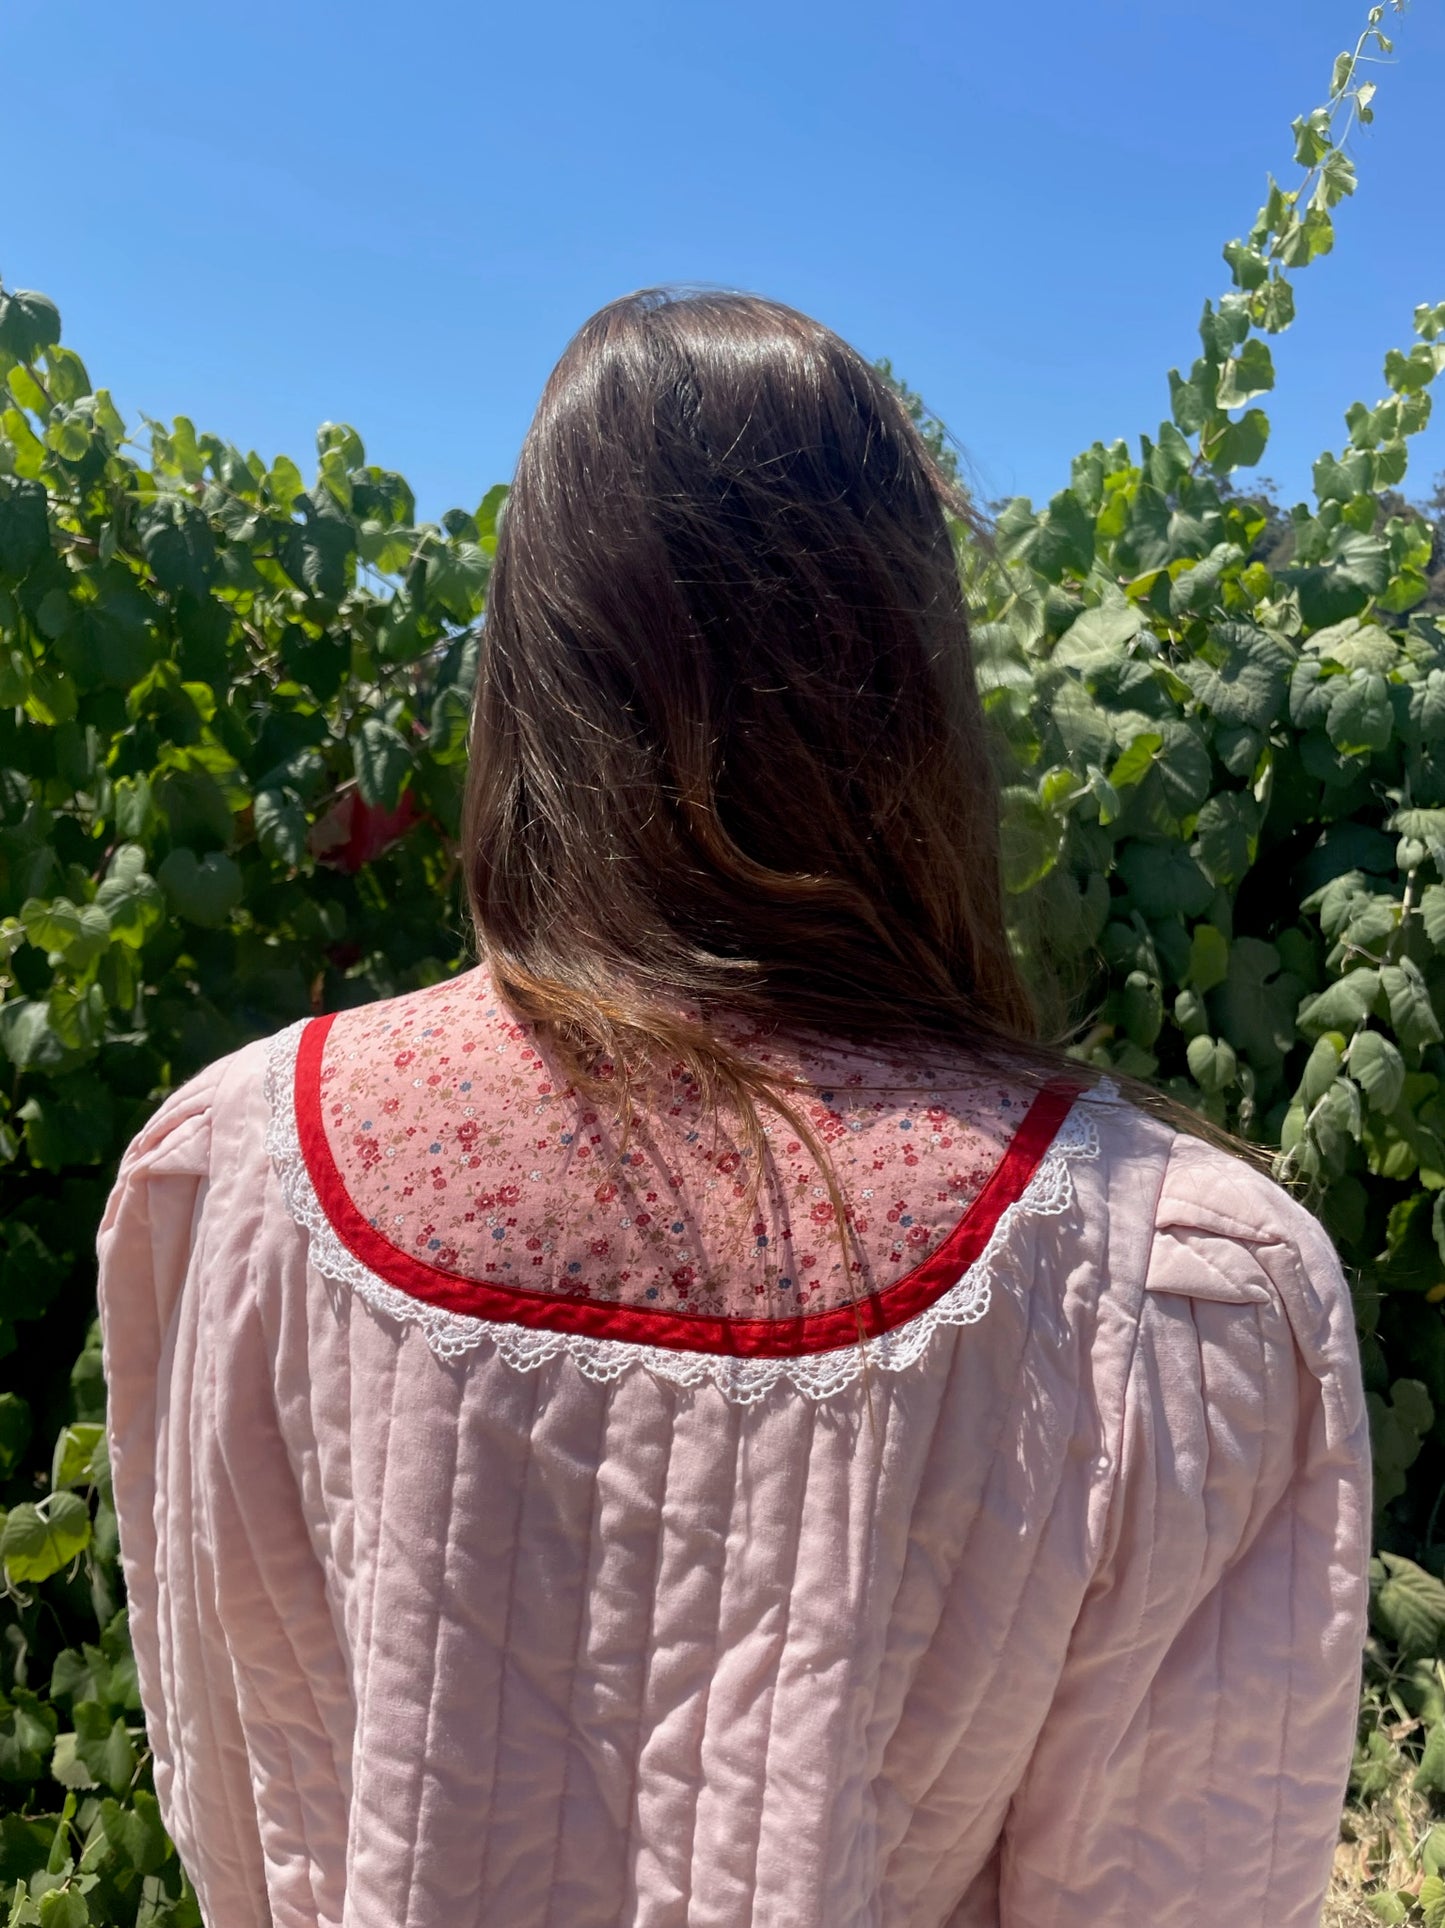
xmin=2 ymin=2 xmax=1445 ymax=1918
xmin=0 ymin=306 xmax=490 ymax=1917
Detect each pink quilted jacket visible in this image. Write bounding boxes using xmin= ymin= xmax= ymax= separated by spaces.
xmin=96 ymin=968 xmax=1371 ymax=1926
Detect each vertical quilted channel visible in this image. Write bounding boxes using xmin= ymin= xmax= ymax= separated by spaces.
xmin=876 ymin=1175 xmax=1095 ymax=1897
xmin=762 ymin=1384 xmax=898 ymax=1924
xmin=667 ymin=1393 xmax=741 ymax=1920
xmin=340 ymin=1315 xmax=406 ymax=1911
xmin=628 ymin=1383 xmax=745 ymax=1925
xmin=482 ymin=1366 xmax=612 ymax=1920
xmin=536 ymin=1377 xmax=618 ymax=1925
xmin=429 ymin=1358 xmax=542 ymax=1923
xmin=686 ymin=1391 xmax=792 ymax=1923
xmin=616 ymin=1378 xmax=680 ymax=1923
xmin=555 ymin=1372 xmax=675 ymax=1917
xmin=817 ymin=1381 xmax=903 ymax=1913
xmin=176 ymin=1170 xmax=273 ymax=1920
xmin=283 ymin=1254 xmax=360 ymax=1812
xmin=158 ymin=1174 xmax=212 ymax=1893
xmin=737 ymin=1389 xmax=824 ymax=1922
xmin=394 ymin=1359 xmax=465 ymax=1924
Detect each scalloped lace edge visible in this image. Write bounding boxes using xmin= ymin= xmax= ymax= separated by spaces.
xmin=263 ymin=1018 xmax=1114 ymax=1405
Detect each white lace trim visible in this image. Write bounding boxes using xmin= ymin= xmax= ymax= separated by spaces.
xmin=262 ymin=1019 xmax=1112 ymax=1405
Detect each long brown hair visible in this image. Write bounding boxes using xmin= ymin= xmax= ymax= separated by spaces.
xmin=464 ymin=287 xmax=1042 ymax=1109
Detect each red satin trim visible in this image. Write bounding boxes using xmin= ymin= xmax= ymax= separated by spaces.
xmin=295 ymin=1012 xmax=1078 ymax=1359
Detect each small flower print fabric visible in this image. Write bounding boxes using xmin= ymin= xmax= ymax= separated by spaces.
xmin=292 ymin=967 xmax=1074 ymax=1362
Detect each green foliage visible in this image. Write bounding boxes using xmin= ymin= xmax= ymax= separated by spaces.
xmin=971 ymin=2 xmax=1445 ymax=1494
xmin=0 ymin=257 xmax=486 ymax=1915
xmin=963 ymin=9 xmax=1445 ymax=1911
xmin=0 ymin=1 xmax=1441 ymax=1915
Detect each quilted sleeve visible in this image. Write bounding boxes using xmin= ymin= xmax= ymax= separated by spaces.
xmin=995 ymin=1138 xmax=1372 ymax=1928
xmin=96 ymin=1039 xmax=351 ymax=1928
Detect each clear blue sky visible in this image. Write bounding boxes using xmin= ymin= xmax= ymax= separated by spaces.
xmin=4 ymin=0 xmax=1442 ymax=523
